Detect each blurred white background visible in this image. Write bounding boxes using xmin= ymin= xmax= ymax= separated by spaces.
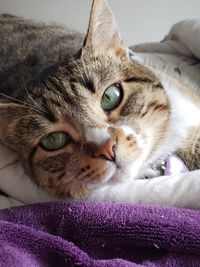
xmin=0 ymin=0 xmax=200 ymax=46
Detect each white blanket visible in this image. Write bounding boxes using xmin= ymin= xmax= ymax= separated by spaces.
xmin=0 ymin=143 xmax=58 ymax=208
xmin=130 ymin=19 xmax=200 ymax=86
xmin=0 ymin=19 xmax=200 ymax=209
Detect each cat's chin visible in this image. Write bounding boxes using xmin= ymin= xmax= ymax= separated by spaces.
xmin=86 ymin=162 xmax=137 ymax=190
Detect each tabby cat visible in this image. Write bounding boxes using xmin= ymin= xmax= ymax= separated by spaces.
xmin=0 ymin=0 xmax=199 ymax=200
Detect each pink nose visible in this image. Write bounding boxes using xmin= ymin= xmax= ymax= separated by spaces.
xmin=95 ymin=139 xmax=116 ymax=161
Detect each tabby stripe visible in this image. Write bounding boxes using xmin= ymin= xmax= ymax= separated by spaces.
xmin=124 ymin=77 xmax=154 ymax=84
xmin=50 ymin=75 xmax=72 ymax=96
xmin=53 ymin=72 xmax=78 ymax=96
xmin=50 ymin=77 xmax=78 ymax=106
xmin=48 ymin=77 xmax=66 ymax=94
xmin=42 ymin=78 xmax=75 ymax=108
xmin=48 ymin=98 xmax=62 ymax=108
xmin=28 ymin=147 xmax=37 ymax=176
xmin=43 ymin=110 xmax=57 ymax=122
xmin=154 ymin=82 xmax=163 ymax=89
xmin=42 ymin=98 xmax=57 ymax=122
xmin=42 ymin=78 xmax=67 ymax=97
xmin=32 ymin=92 xmax=57 ymax=122
xmin=145 ymin=102 xmax=169 ymax=114
xmin=42 ymin=166 xmax=65 ymax=173
xmin=78 ymin=74 xmax=95 ymax=93
xmin=56 ymin=172 xmax=65 ymax=180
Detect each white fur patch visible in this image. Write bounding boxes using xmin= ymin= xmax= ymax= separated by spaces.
xmin=150 ymin=78 xmax=200 ymax=161
xmin=163 ymin=80 xmax=200 ymax=128
xmin=120 ymin=125 xmax=134 ymax=136
xmin=120 ymin=125 xmax=145 ymax=149
xmin=119 ymin=125 xmax=149 ymax=179
xmin=85 ymin=127 xmax=110 ymax=144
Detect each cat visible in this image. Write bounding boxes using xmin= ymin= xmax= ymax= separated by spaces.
xmin=0 ymin=0 xmax=199 ymax=202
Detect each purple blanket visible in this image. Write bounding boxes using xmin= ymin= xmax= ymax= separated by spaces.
xmin=0 ymin=202 xmax=200 ymax=266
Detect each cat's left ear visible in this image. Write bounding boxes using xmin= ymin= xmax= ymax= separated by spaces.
xmin=81 ymin=0 xmax=128 ymax=58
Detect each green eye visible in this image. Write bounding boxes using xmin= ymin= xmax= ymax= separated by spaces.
xmin=101 ymin=84 xmax=123 ymax=111
xmin=41 ymin=132 xmax=70 ymax=151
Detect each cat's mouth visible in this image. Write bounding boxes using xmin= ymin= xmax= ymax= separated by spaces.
xmin=86 ymin=160 xmax=122 ymax=190
xmin=86 ymin=156 xmax=137 ymax=191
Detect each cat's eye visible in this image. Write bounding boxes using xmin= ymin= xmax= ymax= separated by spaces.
xmin=101 ymin=84 xmax=123 ymax=111
xmin=40 ymin=132 xmax=70 ymax=151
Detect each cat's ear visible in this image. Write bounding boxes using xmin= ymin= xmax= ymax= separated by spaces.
xmin=81 ymin=0 xmax=127 ymax=58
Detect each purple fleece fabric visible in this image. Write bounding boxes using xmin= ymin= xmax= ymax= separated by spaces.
xmin=0 ymin=202 xmax=200 ymax=267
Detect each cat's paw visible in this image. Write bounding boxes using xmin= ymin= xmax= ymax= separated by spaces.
xmin=138 ymin=167 xmax=163 ymax=179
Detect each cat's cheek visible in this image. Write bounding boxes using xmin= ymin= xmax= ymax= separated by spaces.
xmin=116 ymin=143 xmax=142 ymax=164
xmin=112 ymin=135 xmax=148 ymax=180
xmin=113 ymin=132 xmax=142 ymax=166
xmin=67 ymin=161 xmax=116 ymax=198
xmin=80 ymin=158 xmax=117 ymax=188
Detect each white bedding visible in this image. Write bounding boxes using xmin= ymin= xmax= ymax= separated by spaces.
xmin=0 ymin=142 xmax=58 ymax=208
xmin=0 ymin=19 xmax=200 ymax=209
xmin=131 ymin=19 xmax=200 ymax=86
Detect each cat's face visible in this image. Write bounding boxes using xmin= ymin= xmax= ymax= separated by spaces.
xmin=0 ymin=0 xmax=170 ymax=198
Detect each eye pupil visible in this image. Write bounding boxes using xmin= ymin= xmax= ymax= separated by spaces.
xmin=49 ymin=135 xmax=55 ymax=143
xmin=105 ymin=94 xmax=111 ymax=101
xmin=101 ymin=84 xmax=123 ymax=111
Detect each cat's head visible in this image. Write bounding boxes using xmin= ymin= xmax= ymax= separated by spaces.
xmin=0 ymin=0 xmax=170 ymax=198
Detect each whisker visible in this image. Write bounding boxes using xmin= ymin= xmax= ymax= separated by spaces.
xmin=0 ymin=92 xmax=29 ymax=106
xmin=22 ymin=79 xmax=48 ymax=115
xmin=0 ymin=92 xmax=43 ymax=113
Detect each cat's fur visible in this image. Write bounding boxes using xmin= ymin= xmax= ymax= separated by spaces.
xmin=0 ymin=0 xmax=199 ymax=200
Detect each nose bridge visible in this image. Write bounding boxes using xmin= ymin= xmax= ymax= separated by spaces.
xmin=85 ymin=126 xmax=117 ymax=161
xmin=85 ymin=126 xmax=111 ymax=145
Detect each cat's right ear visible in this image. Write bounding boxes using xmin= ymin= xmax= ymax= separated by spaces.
xmin=81 ymin=0 xmax=128 ymax=58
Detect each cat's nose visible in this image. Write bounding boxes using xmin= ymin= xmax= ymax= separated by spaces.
xmin=95 ymin=139 xmax=116 ymax=161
